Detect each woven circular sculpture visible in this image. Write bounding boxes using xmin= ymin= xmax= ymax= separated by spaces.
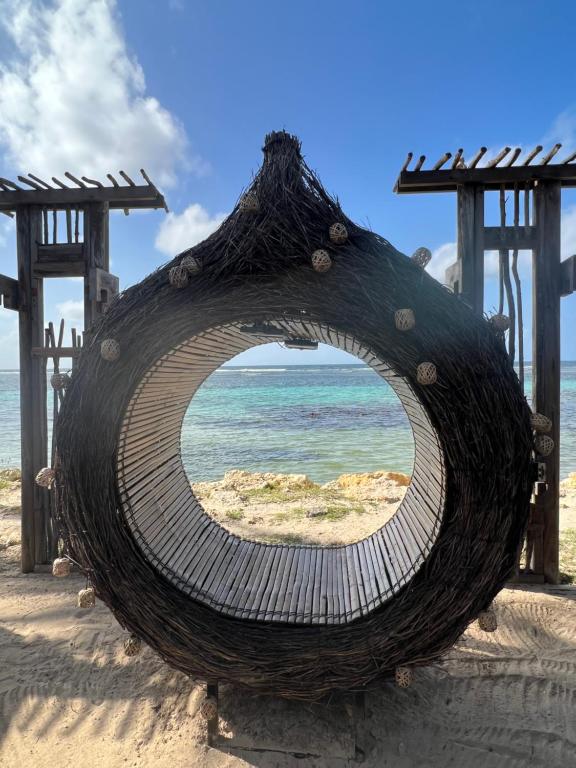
xmin=123 ymin=634 xmax=142 ymax=657
xmin=477 ymin=608 xmax=498 ymax=633
xmin=416 ymin=362 xmax=437 ymax=385
xmin=56 ymin=131 xmax=533 ymax=700
xmin=395 ymin=666 xmax=413 ymax=688
xmin=239 ymin=191 xmax=259 ymax=212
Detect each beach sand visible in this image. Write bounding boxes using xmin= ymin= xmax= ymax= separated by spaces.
xmin=1 ymin=470 xmax=576 ymax=767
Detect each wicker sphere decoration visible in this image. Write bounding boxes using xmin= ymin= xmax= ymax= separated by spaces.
xmin=490 ymin=314 xmax=510 ymax=332
xmin=535 ymin=434 xmax=555 ymax=456
xmin=55 ymin=130 xmax=534 ymax=700
xmin=200 ymin=696 xmax=218 ymax=721
xmin=416 ymin=362 xmax=437 ymax=385
xmin=100 ymin=338 xmax=120 ymax=362
xmin=531 ymin=412 xmax=552 ymax=433
xmin=411 ymin=247 xmax=432 ymax=268
xmin=394 ymin=308 xmax=416 ymax=331
xmin=52 ymin=557 xmax=71 ymax=577
xmin=329 ymin=222 xmax=348 ymax=244
xmin=35 ymin=467 xmax=55 ymax=489
xmin=123 ymin=634 xmax=142 ymax=657
xmin=169 ymin=264 xmax=190 ymax=289
xmin=239 ymin=191 xmax=259 ymax=212
xmin=78 ymin=587 xmax=96 ymax=609
xmin=50 ymin=372 xmax=71 ymax=391
xmin=395 ymin=666 xmax=413 ymax=688
xmin=311 ymin=249 xmax=332 ymax=273
xmin=181 ymin=254 xmax=202 ymax=275
xmin=477 ymin=609 xmax=497 ymax=633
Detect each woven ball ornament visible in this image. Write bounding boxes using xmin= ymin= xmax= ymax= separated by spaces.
xmin=200 ymin=696 xmax=218 ymax=721
xmin=239 ymin=191 xmax=259 ymax=212
xmin=35 ymin=467 xmax=55 ymax=489
xmin=123 ymin=634 xmax=142 ymax=657
xmin=78 ymin=587 xmax=96 ymax=609
xmin=477 ymin=609 xmax=497 ymax=633
xmin=395 ymin=308 xmax=416 ymax=331
xmin=416 ymin=362 xmax=437 ymax=385
xmin=395 ymin=666 xmax=413 ymax=688
xmin=329 ymin=222 xmax=348 ymax=244
xmin=311 ymin=249 xmax=332 ymax=273
xmin=530 ymin=412 xmax=552 ymax=433
xmin=180 ymin=254 xmax=202 ymax=275
xmin=50 ymin=372 xmax=71 ymax=391
xmin=100 ymin=338 xmax=120 ymax=362
xmin=490 ymin=314 xmax=510 ymax=332
xmin=52 ymin=557 xmax=71 ymax=577
xmin=535 ymin=434 xmax=555 ymax=456
xmin=411 ymin=247 xmax=432 ymax=268
xmin=169 ymin=265 xmax=189 ymax=289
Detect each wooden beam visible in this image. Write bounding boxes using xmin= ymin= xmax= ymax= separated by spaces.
xmin=560 ymin=254 xmax=576 ymax=296
xmin=444 ymin=260 xmax=461 ymax=292
xmin=456 ymin=185 xmax=484 ymax=313
xmin=532 ymin=181 xmax=561 ymax=584
xmin=483 ymin=225 xmax=537 ymax=251
xmin=32 ymin=346 xmax=81 ymax=358
xmin=84 ymin=202 xmax=110 ymax=333
xmin=18 ymin=207 xmax=50 ymax=572
xmin=394 ymin=163 xmax=576 ymax=194
xmin=0 ymin=274 xmax=19 ymax=310
xmin=0 ymin=184 xmax=166 ymax=211
xmin=89 ymin=267 xmax=119 ymax=306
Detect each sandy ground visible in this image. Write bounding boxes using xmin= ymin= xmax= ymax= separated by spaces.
xmin=1 ymin=470 xmax=576 ymax=766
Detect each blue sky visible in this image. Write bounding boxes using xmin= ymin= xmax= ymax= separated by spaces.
xmin=1 ymin=0 xmax=575 ymax=367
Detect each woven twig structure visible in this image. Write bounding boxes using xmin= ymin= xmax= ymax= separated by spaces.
xmin=55 ymin=131 xmax=533 ymax=700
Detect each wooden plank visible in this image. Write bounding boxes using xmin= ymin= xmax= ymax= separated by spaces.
xmin=395 ymin=163 xmax=576 ymax=194
xmin=483 ymin=225 xmax=537 ymax=251
xmin=532 ymin=181 xmax=561 ymax=583
xmin=560 ymin=254 xmax=576 ymax=296
xmin=32 ymin=346 xmax=81 ymax=358
xmin=0 ymin=274 xmax=19 ymax=310
xmin=18 ymin=206 xmax=50 ymax=570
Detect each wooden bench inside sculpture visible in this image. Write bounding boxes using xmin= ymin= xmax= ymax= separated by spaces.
xmin=55 ymin=131 xmax=534 ymax=698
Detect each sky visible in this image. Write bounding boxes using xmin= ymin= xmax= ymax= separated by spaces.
xmin=0 ymin=0 xmax=576 ymax=367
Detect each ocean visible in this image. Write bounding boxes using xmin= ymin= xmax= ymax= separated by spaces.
xmin=1 ymin=363 xmax=575 ymax=484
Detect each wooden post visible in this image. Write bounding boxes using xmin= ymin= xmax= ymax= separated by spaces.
xmin=83 ymin=202 xmax=109 ymax=334
xmin=18 ymin=205 xmax=49 ymax=571
xmin=532 ymin=181 xmax=561 ymax=583
xmin=456 ymin=185 xmax=484 ymax=313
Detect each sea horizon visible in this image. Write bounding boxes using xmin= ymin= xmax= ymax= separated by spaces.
xmin=1 ymin=363 xmax=575 ymax=482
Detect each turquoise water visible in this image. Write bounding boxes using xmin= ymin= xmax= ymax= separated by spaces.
xmin=1 ymin=363 xmax=575 ymax=484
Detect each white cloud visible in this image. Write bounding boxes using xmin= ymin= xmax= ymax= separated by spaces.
xmin=0 ymin=0 xmax=199 ymax=187
xmin=55 ymin=299 xmax=84 ymax=323
xmin=427 ymin=242 xmax=533 ymax=284
xmin=427 ymin=242 xmax=456 ymax=283
xmin=155 ymin=203 xmax=227 ymax=256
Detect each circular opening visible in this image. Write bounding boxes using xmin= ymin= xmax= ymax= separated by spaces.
xmin=182 ymin=343 xmax=415 ymax=547
xmin=117 ymin=318 xmax=445 ymax=624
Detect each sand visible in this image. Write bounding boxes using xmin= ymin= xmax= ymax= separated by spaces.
xmin=1 ymin=470 xmax=576 ymax=767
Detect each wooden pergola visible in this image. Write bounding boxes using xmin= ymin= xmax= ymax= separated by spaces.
xmin=395 ymin=144 xmax=576 ymax=583
xmin=0 ymin=170 xmax=166 ymax=572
